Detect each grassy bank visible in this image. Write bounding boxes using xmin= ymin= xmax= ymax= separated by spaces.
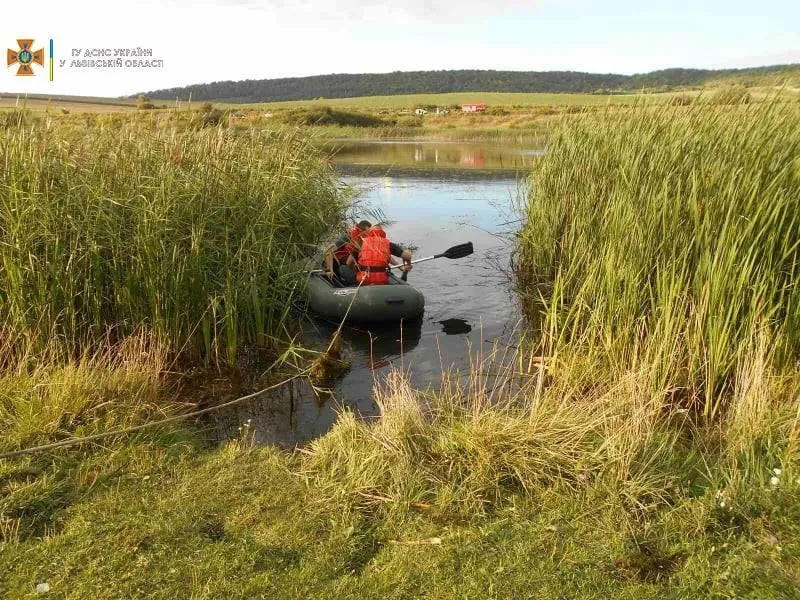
xmin=2 ymin=363 xmax=799 ymax=598
xmin=2 ymin=101 xmax=800 ymax=598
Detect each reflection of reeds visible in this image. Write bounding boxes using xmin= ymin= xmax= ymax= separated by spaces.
xmin=0 ymin=114 xmax=347 ymax=364
xmin=516 ymin=99 xmax=800 ymax=418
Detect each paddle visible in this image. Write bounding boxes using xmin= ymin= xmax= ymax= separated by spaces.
xmin=309 ymin=242 xmax=474 ymax=280
xmin=391 ymin=241 xmax=474 ymax=281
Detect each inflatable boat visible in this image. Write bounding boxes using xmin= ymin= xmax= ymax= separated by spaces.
xmin=306 ymin=271 xmax=425 ymax=322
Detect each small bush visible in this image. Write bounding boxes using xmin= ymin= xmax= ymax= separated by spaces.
xmin=137 ymin=95 xmax=155 ymax=110
xmin=281 ymin=106 xmax=389 ymax=128
xmin=194 ymin=102 xmax=225 ymax=127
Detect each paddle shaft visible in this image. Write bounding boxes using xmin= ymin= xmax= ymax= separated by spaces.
xmin=388 ymin=254 xmax=442 ymax=269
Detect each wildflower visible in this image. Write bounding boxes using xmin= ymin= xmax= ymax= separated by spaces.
xmin=773 ymin=468 xmax=782 ymax=476
xmin=36 ymin=583 xmax=50 ymax=594
xmin=719 ymin=501 xmax=726 ymax=508
xmin=770 ymin=476 xmax=779 ymax=486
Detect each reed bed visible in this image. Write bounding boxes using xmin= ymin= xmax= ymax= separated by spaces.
xmin=301 ymin=335 xmax=799 ymax=521
xmin=0 ymin=113 xmax=346 ymax=363
xmin=516 ymin=100 xmax=800 ymax=417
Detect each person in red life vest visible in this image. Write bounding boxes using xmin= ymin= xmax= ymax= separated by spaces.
xmin=322 ymin=220 xmax=371 ymax=285
xmin=346 ymin=224 xmax=412 ymax=285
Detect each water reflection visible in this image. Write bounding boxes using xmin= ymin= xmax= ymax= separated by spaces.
xmin=309 ymin=317 xmax=422 ymax=371
xmin=213 ymin=155 xmax=525 ymax=446
xmin=325 ymin=140 xmax=541 ymax=173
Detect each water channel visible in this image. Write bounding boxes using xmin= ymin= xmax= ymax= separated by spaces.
xmin=212 ymin=140 xmax=537 ymax=445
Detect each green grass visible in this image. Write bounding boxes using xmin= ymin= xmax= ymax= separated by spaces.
xmin=1 ymin=359 xmax=799 ymax=598
xmin=2 ymin=98 xmax=800 ymax=598
xmin=0 ymin=111 xmax=347 ymax=364
xmin=517 ymin=99 xmax=800 ymax=418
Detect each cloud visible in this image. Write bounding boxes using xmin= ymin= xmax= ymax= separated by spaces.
xmin=160 ymin=0 xmax=537 ymax=23
xmin=719 ymin=49 xmax=800 ymax=69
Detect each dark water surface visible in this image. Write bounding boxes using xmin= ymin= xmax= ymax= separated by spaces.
xmin=212 ymin=141 xmax=531 ymax=446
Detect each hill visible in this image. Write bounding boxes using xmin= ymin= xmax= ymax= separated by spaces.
xmin=141 ymin=64 xmax=800 ymax=103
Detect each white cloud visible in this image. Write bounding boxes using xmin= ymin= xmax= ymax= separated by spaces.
xmin=160 ymin=0 xmax=539 ymax=23
xmin=719 ymin=49 xmax=800 ymax=69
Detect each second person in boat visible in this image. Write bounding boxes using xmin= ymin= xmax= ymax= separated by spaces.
xmin=346 ymin=224 xmax=412 ymax=285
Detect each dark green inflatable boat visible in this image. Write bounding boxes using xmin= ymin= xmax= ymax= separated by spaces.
xmin=306 ymin=271 xmax=425 ymax=322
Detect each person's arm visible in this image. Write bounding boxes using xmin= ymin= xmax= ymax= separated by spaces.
xmin=389 ymin=242 xmax=413 ymax=262
xmin=389 ymin=243 xmax=412 ymax=271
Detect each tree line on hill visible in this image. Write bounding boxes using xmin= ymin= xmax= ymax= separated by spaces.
xmin=139 ymin=65 xmax=799 ymax=104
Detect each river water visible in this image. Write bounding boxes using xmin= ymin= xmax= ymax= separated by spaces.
xmin=212 ymin=140 xmax=536 ymax=446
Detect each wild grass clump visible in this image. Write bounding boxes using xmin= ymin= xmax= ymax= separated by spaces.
xmin=707 ymin=85 xmax=752 ymax=105
xmin=517 ymin=100 xmax=800 ymax=416
xmin=280 ymin=106 xmax=392 ymax=128
xmin=0 ymin=332 xmax=186 ymax=539
xmin=0 ymin=115 xmax=347 ymax=363
xmin=301 ymin=338 xmax=800 ymax=522
xmin=0 ymin=331 xmax=172 ymax=456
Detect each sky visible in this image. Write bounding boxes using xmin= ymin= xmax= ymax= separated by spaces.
xmin=1 ymin=0 xmax=798 ymax=98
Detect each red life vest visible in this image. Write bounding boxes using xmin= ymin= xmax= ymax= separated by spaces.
xmin=334 ymin=226 xmax=363 ymax=262
xmin=355 ymin=229 xmax=391 ymax=285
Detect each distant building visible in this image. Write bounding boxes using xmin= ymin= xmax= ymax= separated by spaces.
xmin=435 ymin=107 xmax=449 ymax=115
xmin=461 ymin=103 xmax=487 ymax=113
xmin=414 ymin=108 xmax=428 ymax=115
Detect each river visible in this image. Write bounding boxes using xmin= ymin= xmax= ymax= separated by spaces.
xmin=212 ymin=140 xmax=536 ymax=446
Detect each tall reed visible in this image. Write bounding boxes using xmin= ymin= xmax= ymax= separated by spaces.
xmin=517 ymin=100 xmax=800 ymax=416
xmin=0 ymin=113 xmax=346 ymax=363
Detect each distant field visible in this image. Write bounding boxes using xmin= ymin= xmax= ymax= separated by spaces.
xmin=233 ymin=92 xmax=650 ymax=110
xmin=0 ymin=93 xmax=139 ymax=112
xmin=236 ymin=87 xmax=799 ymax=110
xmin=1 ymin=86 xmax=794 ymax=115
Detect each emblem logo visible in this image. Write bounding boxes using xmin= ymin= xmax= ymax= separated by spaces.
xmin=7 ymin=39 xmax=44 ymax=76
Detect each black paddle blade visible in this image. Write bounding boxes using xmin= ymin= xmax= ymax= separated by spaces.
xmin=440 ymin=242 xmax=474 ymax=260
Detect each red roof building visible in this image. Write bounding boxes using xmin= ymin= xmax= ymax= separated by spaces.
xmin=461 ymin=103 xmax=488 ymax=113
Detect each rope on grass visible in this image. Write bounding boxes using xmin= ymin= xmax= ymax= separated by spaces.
xmin=0 ymin=274 xmax=368 ymax=461
xmin=0 ymin=370 xmax=308 ymax=460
